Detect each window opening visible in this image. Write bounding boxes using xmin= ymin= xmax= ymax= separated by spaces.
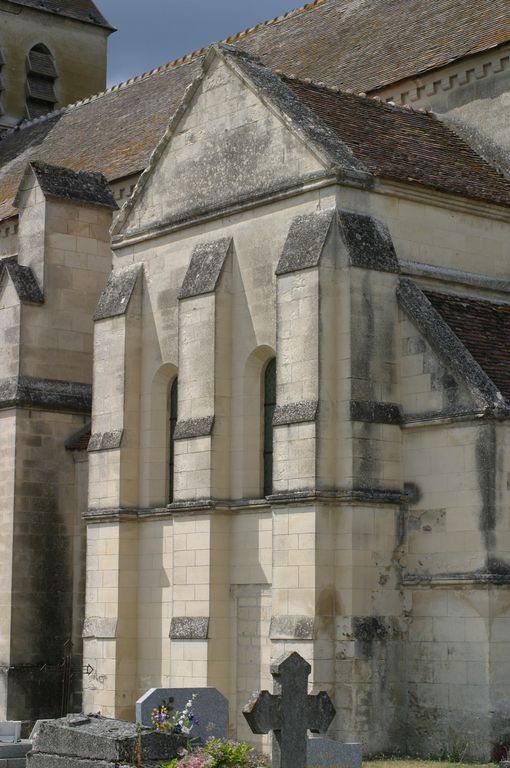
xmin=26 ymin=44 xmax=57 ymax=119
xmin=263 ymin=359 xmax=276 ymax=497
xmin=168 ymin=378 xmax=178 ymax=502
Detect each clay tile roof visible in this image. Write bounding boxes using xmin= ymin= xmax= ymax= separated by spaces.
xmin=1 ymin=0 xmax=510 ymax=219
xmin=425 ymin=291 xmax=510 ymax=401
xmin=283 ymin=78 xmax=510 ymax=208
xmin=5 ymin=0 xmax=115 ymax=30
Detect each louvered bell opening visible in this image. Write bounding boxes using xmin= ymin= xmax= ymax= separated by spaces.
xmin=26 ymin=97 xmax=53 ymax=119
xmin=0 ymin=50 xmax=4 ymax=66
xmin=27 ymin=49 xmax=57 ymax=78
xmin=26 ymin=75 xmax=57 ymax=103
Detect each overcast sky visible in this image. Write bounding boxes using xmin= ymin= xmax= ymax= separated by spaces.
xmin=99 ymin=0 xmax=299 ymax=86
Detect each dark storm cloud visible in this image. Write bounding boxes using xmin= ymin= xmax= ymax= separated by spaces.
xmin=99 ymin=0 xmax=299 ymax=85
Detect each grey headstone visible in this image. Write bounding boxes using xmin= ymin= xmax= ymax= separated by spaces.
xmin=243 ymin=652 xmax=336 ymax=768
xmin=136 ymin=687 xmax=228 ymax=744
xmin=307 ymin=738 xmax=362 ymax=768
xmin=29 ymin=721 xmax=52 ymax=744
xmin=0 ymin=723 xmax=21 ymax=744
xmin=27 ymin=714 xmax=186 ymax=767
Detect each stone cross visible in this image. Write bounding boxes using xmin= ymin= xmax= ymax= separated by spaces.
xmin=243 ymin=651 xmax=336 ymax=768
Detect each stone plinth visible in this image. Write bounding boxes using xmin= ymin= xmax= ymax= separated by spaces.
xmin=27 ymin=714 xmax=186 ymax=768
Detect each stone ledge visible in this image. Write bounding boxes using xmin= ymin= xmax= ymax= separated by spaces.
xmin=276 ymin=209 xmax=335 ymax=275
xmin=339 ymin=211 xmax=399 ymax=273
xmin=174 ymin=415 xmax=214 ymax=440
xmin=87 ymin=430 xmax=123 ymax=452
xmin=170 ymin=617 xmax=209 ymax=640
xmin=178 ymin=238 xmax=232 ymax=298
xmin=0 ymin=376 xmax=91 ymax=414
xmin=273 ymin=400 xmax=319 ymax=426
xmin=93 ymin=263 xmax=142 ymax=321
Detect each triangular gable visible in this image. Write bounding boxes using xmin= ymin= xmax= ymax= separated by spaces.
xmin=397 ymin=278 xmax=510 ymax=415
xmin=113 ymin=44 xmax=371 ymax=241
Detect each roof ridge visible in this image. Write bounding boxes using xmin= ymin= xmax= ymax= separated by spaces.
xmin=0 ymin=0 xmax=326 ymax=139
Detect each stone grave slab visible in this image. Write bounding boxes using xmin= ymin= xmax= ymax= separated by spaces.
xmin=307 ymin=738 xmax=362 ymax=768
xmin=136 ymin=687 xmax=228 ymax=743
xmin=27 ymin=714 xmax=186 ymax=768
xmin=0 ymin=723 xmax=21 ymax=744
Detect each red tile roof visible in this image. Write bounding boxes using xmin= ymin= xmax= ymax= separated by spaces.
xmin=425 ymin=291 xmax=510 ymax=401
xmin=1 ymin=0 xmax=510 ymax=219
xmin=283 ymin=77 xmax=510 ymax=207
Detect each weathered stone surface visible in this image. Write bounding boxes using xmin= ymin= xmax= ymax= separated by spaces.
xmin=136 ymin=688 xmax=228 ymax=744
xmin=307 ymin=738 xmax=362 ymax=768
xmin=338 ymin=211 xmax=399 ymax=273
xmin=82 ymin=617 xmax=117 ymax=639
xmin=31 ymin=715 xmax=185 ymax=764
xmin=276 ymin=210 xmax=335 ymax=275
xmin=0 ymin=376 xmax=91 ymax=413
xmin=87 ymin=430 xmax=123 ymax=452
xmin=16 ymin=162 xmax=118 ymax=211
xmin=169 ymin=616 xmax=209 ymax=640
xmin=269 ymin=615 xmax=315 ymax=640
xmin=173 ymin=416 xmax=214 ymax=440
xmin=93 ymin=264 xmax=142 ymax=321
xmin=0 ymin=257 xmax=43 ymax=304
xmin=273 ymin=401 xmax=319 ymax=426
xmin=178 ymin=239 xmax=232 ymax=299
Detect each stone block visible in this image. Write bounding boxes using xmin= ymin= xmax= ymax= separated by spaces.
xmin=136 ymin=688 xmax=228 ymax=744
xmin=0 ymin=742 xmax=30 ymax=758
xmin=307 ymin=738 xmax=362 ymax=768
xmin=30 ymin=715 xmax=185 ymax=765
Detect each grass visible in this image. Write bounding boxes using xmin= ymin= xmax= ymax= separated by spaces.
xmin=364 ymin=761 xmax=498 ymax=768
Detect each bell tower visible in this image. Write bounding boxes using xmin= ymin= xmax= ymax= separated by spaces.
xmin=0 ymin=0 xmax=114 ymax=131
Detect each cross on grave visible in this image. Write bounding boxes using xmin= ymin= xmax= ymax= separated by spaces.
xmin=243 ymin=651 xmax=336 ymax=768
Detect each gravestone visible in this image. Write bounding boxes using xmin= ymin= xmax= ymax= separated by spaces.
xmin=0 ymin=722 xmax=21 ymax=743
xmin=27 ymin=713 xmax=186 ymax=768
xmin=243 ymin=651 xmax=336 ymax=768
xmin=307 ymin=737 xmax=362 ymax=768
xmin=136 ymin=687 xmax=228 ymax=744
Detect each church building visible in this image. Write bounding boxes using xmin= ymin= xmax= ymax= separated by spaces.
xmin=1 ymin=0 xmax=510 ymax=760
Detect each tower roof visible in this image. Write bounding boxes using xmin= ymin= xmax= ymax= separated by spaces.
xmin=4 ymin=0 xmax=115 ymax=31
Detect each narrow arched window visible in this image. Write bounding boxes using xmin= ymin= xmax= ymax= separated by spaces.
xmin=263 ymin=359 xmax=276 ymax=497
xmin=168 ymin=378 xmax=178 ymax=502
xmin=26 ymin=44 xmax=57 ymax=119
xmin=0 ymin=49 xmax=5 ymax=107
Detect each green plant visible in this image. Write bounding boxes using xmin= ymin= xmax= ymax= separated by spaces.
xmin=203 ymin=739 xmax=252 ymax=767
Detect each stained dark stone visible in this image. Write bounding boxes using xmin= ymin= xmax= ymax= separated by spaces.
xmin=273 ymin=400 xmax=319 ymax=426
xmin=338 ymin=212 xmax=399 ymax=273
xmin=93 ymin=264 xmax=141 ymax=321
xmin=18 ymin=162 xmax=118 ymax=210
xmin=353 ymin=616 xmax=390 ymax=643
xmin=169 ymin=616 xmax=209 ymax=640
xmin=65 ymin=422 xmax=91 ymax=451
xmin=0 ymin=376 xmax=91 ymax=413
xmin=178 ymin=238 xmax=232 ymax=298
xmin=350 ymin=400 xmax=403 ymax=424
xmin=0 ymin=257 xmax=44 ymax=304
xmin=173 ymin=415 xmax=214 ymax=440
xmin=276 ymin=210 xmax=335 ymax=275
xmin=87 ymin=430 xmax=123 ymax=452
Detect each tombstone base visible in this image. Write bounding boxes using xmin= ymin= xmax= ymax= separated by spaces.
xmin=307 ymin=738 xmax=362 ymax=768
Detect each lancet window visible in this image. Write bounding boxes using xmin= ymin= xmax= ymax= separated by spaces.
xmin=263 ymin=358 xmax=276 ymax=497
